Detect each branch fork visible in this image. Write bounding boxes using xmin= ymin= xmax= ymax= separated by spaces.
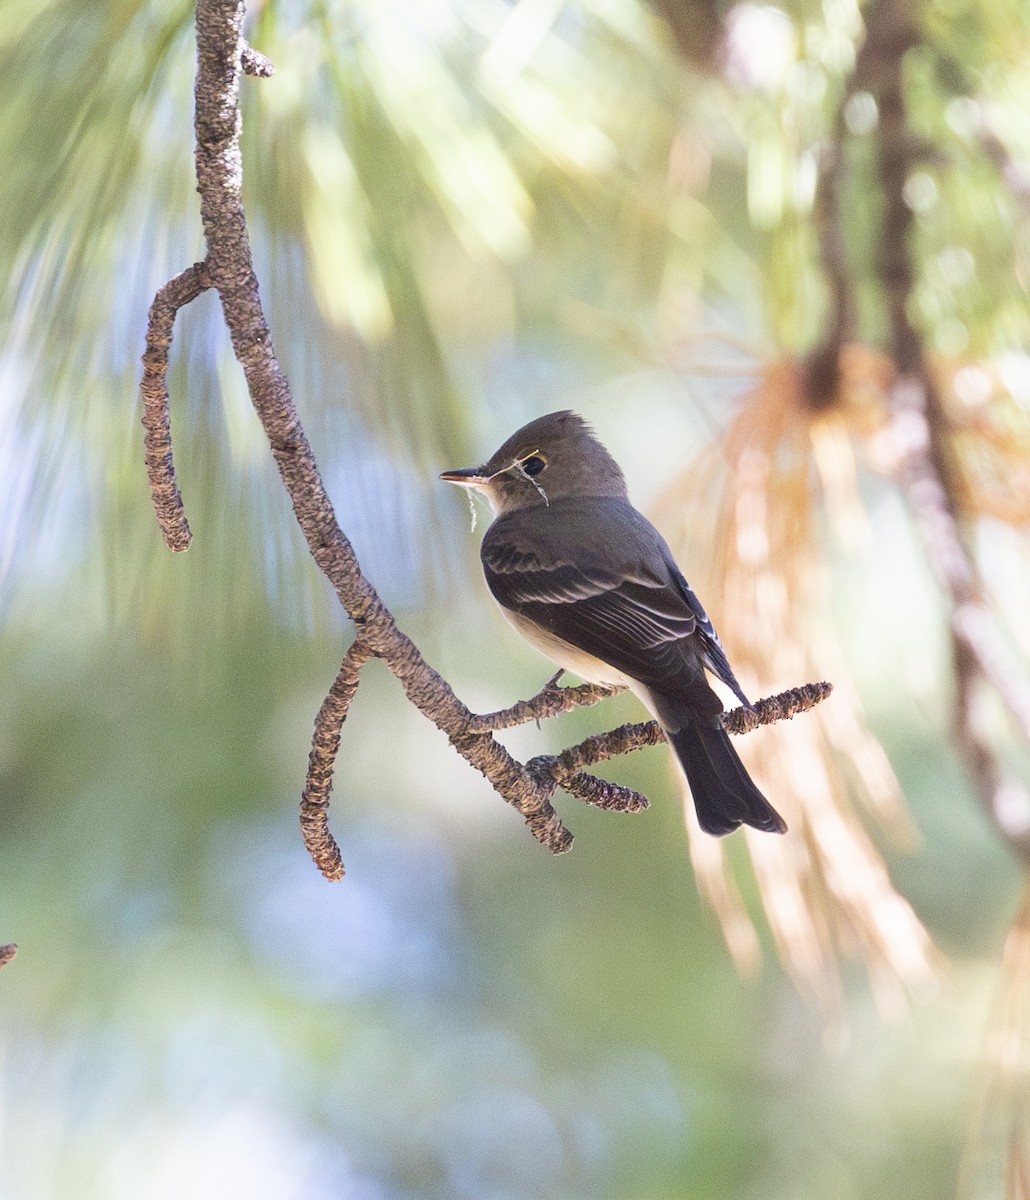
xmin=298 ymin=640 xmax=829 ymax=880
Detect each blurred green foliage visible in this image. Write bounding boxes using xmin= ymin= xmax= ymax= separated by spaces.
xmin=2 ymin=0 xmax=1030 ymax=1197
xmin=0 ymin=606 xmax=1020 ymax=1199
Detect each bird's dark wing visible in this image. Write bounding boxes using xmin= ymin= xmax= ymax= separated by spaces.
xmin=660 ymin=549 xmax=752 ymax=709
xmin=481 ymin=506 xmax=715 ymax=700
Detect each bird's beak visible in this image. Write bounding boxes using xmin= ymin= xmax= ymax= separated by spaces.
xmin=439 ymin=466 xmax=490 ymax=489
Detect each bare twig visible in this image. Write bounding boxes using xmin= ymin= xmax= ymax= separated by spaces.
xmin=143 ymin=0 xmax=831 ymax=880
xmin=140 ymin=261 xmax=211 ymax=551
xmin=300 ymin=638 xmax=375 ymax=881
xmin=240 ymin=43 xmax=273 ymax=77
xmin=301 ymin=667 xmax=832 ymax=879
xmin=531 ymin=682 xmax=832 ymax=788
xmin=528 ymin=720 xmax=663 ymax=815
xmin=560 ymin=773 xmax=652 ymax=812
xmin=469 ymin=681 xmax=622 ymax=732
xmin=723 ymin=681 xmax=834 ymax=734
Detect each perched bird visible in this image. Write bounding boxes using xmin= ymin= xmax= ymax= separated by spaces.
xmin=440 ymin=410 xmax=786 ymax=836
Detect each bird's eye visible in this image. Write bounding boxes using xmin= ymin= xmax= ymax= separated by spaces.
xmin=521 ymin=454 xmax=547 ymax=477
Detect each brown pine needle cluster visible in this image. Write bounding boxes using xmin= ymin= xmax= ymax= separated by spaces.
xmin=655 ymin=352 xmax=942 ymax=1016
xmin=655 ymin=338 xmax=1030 ymax=1018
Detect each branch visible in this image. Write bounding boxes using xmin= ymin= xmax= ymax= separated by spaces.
xmin=0 ymin=944 xmax=17 ymax=970
xmin=142 ymin=0 xmax=831 ymax=881
xmin=240 ymin=43 xmax=273 ymax=77
xmin=805 ymin=82 xmax=857 ymax=410
xmin=469 ymin=681 xmax=622 ymax=732
xmin=303 ymin=677 xmax=832 ymax=881
xmin=530 ymin=681 xmax=832 ymax=793
xmin=140 ymin=261 xmax=211 ymax=551
xmin=300 ymin=638 xmax=375 ymax=881
xmin=863 ymin=0 xmax=1030 ymax=862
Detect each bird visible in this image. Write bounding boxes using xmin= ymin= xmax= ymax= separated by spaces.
xmin=440 ymin=410 xmax=786 ymax=837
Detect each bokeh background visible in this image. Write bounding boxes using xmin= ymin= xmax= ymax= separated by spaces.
xmin=3 ymin=0 xmax=1030 ymax=1196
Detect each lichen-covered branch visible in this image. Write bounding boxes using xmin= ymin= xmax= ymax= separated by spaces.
xmin=528 ymin=682 xmax=832 ymax=794
xmin=140 ymin=261 xmax=211 ymax=551
xmin=240 ymin=42 xmax=273 ymax=77
xmin=300 ymin=638 xmax=376 ymax=881
xmin=142 ymin=0 xmax=831 ymax=881
xmin=469 ymin=681 xmax=622 ymax=732
xmin=305 ymin=679 xmax=831 ymax=881
xmin=723 ymin=682 xmax=833 ymax=734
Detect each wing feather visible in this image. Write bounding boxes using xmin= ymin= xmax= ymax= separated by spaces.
xmin=482 ymin=505 xmax=707 ymax=692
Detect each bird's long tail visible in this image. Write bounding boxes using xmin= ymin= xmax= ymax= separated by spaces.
xmin=667 ymin=721 xmax=787 ymax=836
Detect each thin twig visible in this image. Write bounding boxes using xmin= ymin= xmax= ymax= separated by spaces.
xmin=139 ymin=261 xmax=211 ymax=551
xmin=240 ymin=43 xmax=273 ymax=77
xmin=300 ymin=639 xmax=375 ymax=880
xmin=561 ymin=772 xmax=651 ymax=812
xmin=469 ymin=681 xmax=622 ymax=732
xmin=723 ymin=681 xmax=834 ymax=734
xmin=529 ymin=720 xmax=662 ymax=813
xmin=529 ymin=683 xmax=833 ymax=787
xmin=524 ymin=684 xmax=834 ymax=816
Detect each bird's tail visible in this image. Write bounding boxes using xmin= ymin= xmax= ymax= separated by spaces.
xmin=667 ymin=721 xmax=787 ymax=836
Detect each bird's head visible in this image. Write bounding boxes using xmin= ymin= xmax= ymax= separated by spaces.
xmin=440 ymin=410 xmax=627 ymax=516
